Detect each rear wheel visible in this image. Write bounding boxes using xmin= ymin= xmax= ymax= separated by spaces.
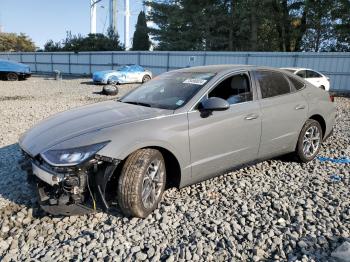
xmin=7 ymin=72 xmax=19 ymax=81
xmin=295 ymin=119 xmax=323 ymax=162
xmin=117 ymin=149 xmax=166 ymax=217
xmin=142 ymin=75 xmax=151 ymax=83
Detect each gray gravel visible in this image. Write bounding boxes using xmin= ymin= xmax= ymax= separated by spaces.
xmin=0 ymin=76 xmax=349 ymax=261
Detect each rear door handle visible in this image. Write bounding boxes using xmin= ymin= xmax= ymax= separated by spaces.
xmin=295 ymin=105 xmax=306 ymax=110
xmin=244 ymin=114 xmax=259 ymax=120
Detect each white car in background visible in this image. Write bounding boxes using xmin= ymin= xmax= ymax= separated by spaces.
xmin=281 ymin=68 xmax=330 ymax=91
xmin=92 ymin=65 xmax=152 ymax=85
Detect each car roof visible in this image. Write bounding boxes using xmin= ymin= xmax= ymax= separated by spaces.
xmin=281 ymin=67 xmax=312 ymax=71
xmin=172 ymin=65 xmax=301 ymax=76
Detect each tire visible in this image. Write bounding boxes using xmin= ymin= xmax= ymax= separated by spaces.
xmin=118 ymin=149 xmax=166 ymax=218
xmin=142 ymin=75 xmax=151 ymax=83
xmin=295 ymin=119 xmax=323 ymax=163
xmin=107 ymin=78 xmax=118 ymax=85
xmin=320 ymin=85 xmax=325 ymax=90
xmin=102 ymin=85 xmax=119 ymax=96
xmin=7 ymin=72 xmax=19 ymax=81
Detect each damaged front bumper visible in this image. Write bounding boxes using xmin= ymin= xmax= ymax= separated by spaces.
xmin=20 ymin=152 xmax=120 ymax=216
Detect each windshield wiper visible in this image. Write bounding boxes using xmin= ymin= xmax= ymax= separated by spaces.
xmin=122 ymin=101 xmax=152 ymax=107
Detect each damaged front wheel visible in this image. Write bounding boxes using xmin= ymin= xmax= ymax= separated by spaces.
xmin=117 ymin=149 xmax=166 ymax=218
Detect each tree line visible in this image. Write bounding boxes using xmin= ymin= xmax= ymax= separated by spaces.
xmin=44 ymin=11 xmax=150 ymax=52
xmin=0 ymin=33 xmax=35 ymax=52
xmin=146 ymin=0 xmax=350 ymax=52
xmin=0 ymin=1 xmax=348 ymax=52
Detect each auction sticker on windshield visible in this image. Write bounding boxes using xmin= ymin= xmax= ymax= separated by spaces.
xmin=183 ymin=79 xmax=208 ymax=85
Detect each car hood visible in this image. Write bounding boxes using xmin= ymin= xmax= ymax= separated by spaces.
xmin=19 ymin=101 xmax=172 ymax=156
xmin=93 ymin=70 xmax=119 ymax=77
xmin=0 ymin=60 xmax=30 ymax=73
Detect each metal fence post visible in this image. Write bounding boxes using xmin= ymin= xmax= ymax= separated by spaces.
xmin=20 ymin=52 xmax=23 ymax=63
xmin=111 ymin=52 xmax=114 ymax=69
xmin=293 ymin=54 xmax=298 ymax=67
xmin=203 ymin=52 xmax=207 ymax=66
xmin=89 ymin=53 xmax=92 ymax=74
xmin=51 ymin=53 xmax=54 ymax=72
xmin=34 ymin=52 xmax=37 ymax=72
xmin=245 ymin=53 xmax=250 ymax=64
xmin=138 ymin=52 xmax=141 ymax=65
xmin=166 ymin=52 xmax=170 ymax=71
xmin=68 ymin=53 xmax=71 ymax=74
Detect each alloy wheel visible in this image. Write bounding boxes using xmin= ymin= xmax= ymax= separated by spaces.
xmin=7 ymin=73 xmax=18 ymax=81
xmin=141 ymin=159 xmax=164 ymax=209
xmin=302 ymin=126 xmax=321 ymax=158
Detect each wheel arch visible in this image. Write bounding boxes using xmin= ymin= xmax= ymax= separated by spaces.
xmin=309 ymin=114 xmax=326 ymax=138
xmin=149 ymin=146 xmax=181 ymax=189
xmin=113 ymin=143 xmax=183 ymax=189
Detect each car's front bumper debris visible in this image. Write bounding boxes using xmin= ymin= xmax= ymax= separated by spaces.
xmin=20 ymin=151 xmax=120 ymax=216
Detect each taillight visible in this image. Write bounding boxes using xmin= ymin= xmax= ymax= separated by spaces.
xmin=329 ymin=94 xmax=334 ymax=102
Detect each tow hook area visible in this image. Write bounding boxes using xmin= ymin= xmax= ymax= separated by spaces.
xmin=20 ymin=152 xmax=121 ymax=216
xmin=94 ymin=164 xmax=119 ymax=212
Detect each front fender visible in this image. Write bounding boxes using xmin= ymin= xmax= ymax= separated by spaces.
xmin=116 ymin=140 xmax=184 ymax=165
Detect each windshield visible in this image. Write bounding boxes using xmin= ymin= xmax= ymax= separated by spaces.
xmin=117 ymin=66 xmax=129 ymax=71
xmin=120 ymin=71 xmax=216 ymax=110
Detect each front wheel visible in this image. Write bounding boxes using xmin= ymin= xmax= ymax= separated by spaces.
xmin=295 ymin=119 xmax=323 ymax=162
xmin=7 ymin=72 xmax=19 ymax=81
xmin=117 ymin=149 xmax=166 ymax=218
xmin=142 ymin=75 xmax=151 ymax=83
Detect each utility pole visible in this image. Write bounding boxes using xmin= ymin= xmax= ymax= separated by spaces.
xmin=109 ymin=0 xmax=117 ymax=33
xmin=124 ymin=0 xmax=130 ymax=50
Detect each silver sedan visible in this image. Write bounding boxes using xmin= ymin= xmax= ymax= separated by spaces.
xmin=19 ymin=65 xmax=336 ymax=217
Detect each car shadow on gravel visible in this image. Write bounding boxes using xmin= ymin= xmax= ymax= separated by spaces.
xmin=0 ymin=143 xmax=43 ymax=215
xmin=80 ymin=81 xmax=97 ymax=86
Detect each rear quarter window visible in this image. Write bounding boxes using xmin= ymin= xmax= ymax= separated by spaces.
xmin=287 ymin=76 xmax=305 ymax=91
xmin=255 ymin=71 xmax=291 ymax=99
xmin=306 ymin=70 xmax=322 ymax=78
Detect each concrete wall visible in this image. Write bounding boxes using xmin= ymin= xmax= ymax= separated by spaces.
xmin=0 ymin=51 xmax=349 ymax=91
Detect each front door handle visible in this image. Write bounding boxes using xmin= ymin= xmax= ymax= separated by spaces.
xmin=244 ymin=114 xmax=259 ymax=120
xmin=295 ymin=105 xmax=306 ymax=110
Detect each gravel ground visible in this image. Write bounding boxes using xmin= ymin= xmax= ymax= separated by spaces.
xmin=0 ymin=76 xmax=349 ymax=261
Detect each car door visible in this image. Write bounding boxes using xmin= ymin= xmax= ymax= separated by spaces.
xmin=305 ymin=70 xmax=323 ymax=88
xmin=187 ymin=71 xmax=262 ymax=180
xmin=254 ymin=70 xmax=308 ymax=158
xmin=123 ymin=67 xmax=136 ymax=82
xmin=126 ymin=66 xmax=142 ymax=82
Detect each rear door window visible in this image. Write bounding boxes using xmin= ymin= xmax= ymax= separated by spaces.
xmin=296 ymin=70 xmax=306 ymax=78
xmin=255 ymin=71 xmax=291 ymax=99
xmin=306 ymin=70 xmax=322 ymax=78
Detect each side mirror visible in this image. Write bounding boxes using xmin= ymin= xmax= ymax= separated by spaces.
xmin=199 ymin=97 xmax=230 ymax=112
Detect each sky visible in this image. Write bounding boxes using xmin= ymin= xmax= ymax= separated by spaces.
xmin=0 ymin=0 xmax=144 ymax=49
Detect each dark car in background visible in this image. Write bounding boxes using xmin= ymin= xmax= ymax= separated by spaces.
xmin=0 ymin=59 xmax=31 ymax=81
